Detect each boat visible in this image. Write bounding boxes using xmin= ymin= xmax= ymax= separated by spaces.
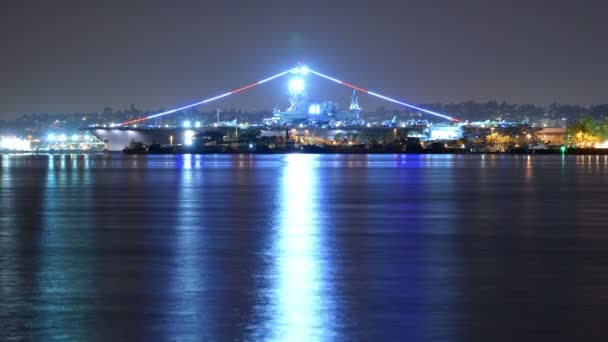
xmin=122 ymin=140 xmax=147 ymax=154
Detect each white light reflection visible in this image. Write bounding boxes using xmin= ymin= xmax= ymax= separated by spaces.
xmin=164 ymin=155 xmax=205 ymax=340
xmin=0 ymin=156 xmax=17 ymax=331
xmin=267 ymin=154 xmax=333 ymax=341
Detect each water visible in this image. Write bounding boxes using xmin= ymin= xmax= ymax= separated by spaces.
xmin=1 ymin=154 xmax=608 ymax=341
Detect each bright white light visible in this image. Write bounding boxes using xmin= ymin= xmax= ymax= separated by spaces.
xmin=58 ymin=134 xmax=67 ymax=142
xmin=195 ymin=121 xmax=201 ymax=128
xmin=47 ymin=133 xmax=56 ymax=141
xmin=308 ymin=104 xmax=321 ymax=115
xmin=596 ymin=141 xmax=608 ymax=148
xmin=0 ymin=137 xmax=30 ymax=151
xmin=429 ymin=127 xmax=462 ymax=140
xmin=288 ymin=78 xmax=305 ymax=93
xmin=71 ymin=134 xmax=79 ymax=141
xmin=272 ymin=154 xmax=325 ymax=341
xmin=183 ymin=120 xmax=191 ymax=128
xmin=299 ymin=66 xmax=309 ymax=75
xmin=184 ymin=130 xmax=195 ymax=146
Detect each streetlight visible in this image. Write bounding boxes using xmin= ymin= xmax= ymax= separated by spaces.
xmin=169 ymin=135 xmax=173 ymax=146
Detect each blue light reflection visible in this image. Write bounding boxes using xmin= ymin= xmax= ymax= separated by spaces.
xmin=35 ymin=155 xmax=96 ymax=340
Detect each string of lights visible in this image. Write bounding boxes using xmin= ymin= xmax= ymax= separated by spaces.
xmin=117 ymin=67 xmax=298 ymax=126
xmin=118 ymin=64 xmax=457 ymax=125
xmin=306 ymin=68 xmax=457 ymax=121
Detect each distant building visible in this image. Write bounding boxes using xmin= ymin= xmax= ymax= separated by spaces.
xmin=538 ymin=127 xmax=566 ymax=145
xmin=428 ymin=123 xmax=464 ymax=140
xmin=534 ymin=118 xmax=567 ymax=128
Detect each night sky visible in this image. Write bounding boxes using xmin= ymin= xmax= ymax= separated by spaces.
xmin=1 ymin=0 xmax=606 ymax=118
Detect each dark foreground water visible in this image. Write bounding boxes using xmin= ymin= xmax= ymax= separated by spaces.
xmin=1 ymin=154 xmax=608 ymax=341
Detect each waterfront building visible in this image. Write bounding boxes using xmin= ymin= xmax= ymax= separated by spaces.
xmin=428 ymin=122 xmax=464 ymax=140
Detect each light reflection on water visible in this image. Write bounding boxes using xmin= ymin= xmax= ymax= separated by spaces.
xmin=1 ymin=154 xmax=608 ymax=341
xmin=36 ymin=155 xmax=97 ymax=340
xmin=164 ymin=154 xmax=206 ymax=341
xmin=269 ymin=154 xmax=334 ymax=341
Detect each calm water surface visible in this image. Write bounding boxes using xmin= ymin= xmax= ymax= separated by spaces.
xmin=1 ymin=154 xmax=608 ymax=341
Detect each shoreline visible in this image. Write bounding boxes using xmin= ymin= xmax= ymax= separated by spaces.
xmin=4 ymin=149 xmax=608 ymax=156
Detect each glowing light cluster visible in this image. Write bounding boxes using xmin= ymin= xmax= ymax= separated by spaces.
xmin=292 ymin=65 xmax=310 ymax=75
xmin=288 ymin=78 xmax=305 ymax=93
xmin=595 ymin=141 xmax=608 ymax=148
xmin=308 ymin=104 xmax=321 ymax=115
xmin=0 ymin=136 xmax=31 ymax=151
xmin=184 ymin=130 xmax=196 ymax=146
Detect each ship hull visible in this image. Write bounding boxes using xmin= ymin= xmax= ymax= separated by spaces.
xmin=86 ymin=127 xmax=202 ymax=151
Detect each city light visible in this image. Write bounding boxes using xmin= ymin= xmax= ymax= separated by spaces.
xmin=47 ymin=133 xmax=56 ymax=141
xmin=292 ymin=65 xmax=309 ymax=75
xmin=308 ymin=104 xmax=321 ymax=115
xmin=288 ymin=78 xmax=305 ymax=93
xmin=595 ymin=141 xmax=608 ymax=148
xmin=0 ymin=136 xmax=30 ymax=151
xmin=195 ymin=121 xmax=201 ymax=128
xmin=183 ymin=120 xmax=191 ymax=128
xmin=58 ymin=134 xmax=67 ymax=142
xmin=184 ymin=130 xmax=195 ymax=146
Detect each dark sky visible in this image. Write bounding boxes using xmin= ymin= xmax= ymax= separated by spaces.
xmin=1 ymin=0 xmax=606 ymax=118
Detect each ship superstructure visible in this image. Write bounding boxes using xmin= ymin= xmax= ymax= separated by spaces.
xmin=263 ymin=68 xmax=362 ymax=126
